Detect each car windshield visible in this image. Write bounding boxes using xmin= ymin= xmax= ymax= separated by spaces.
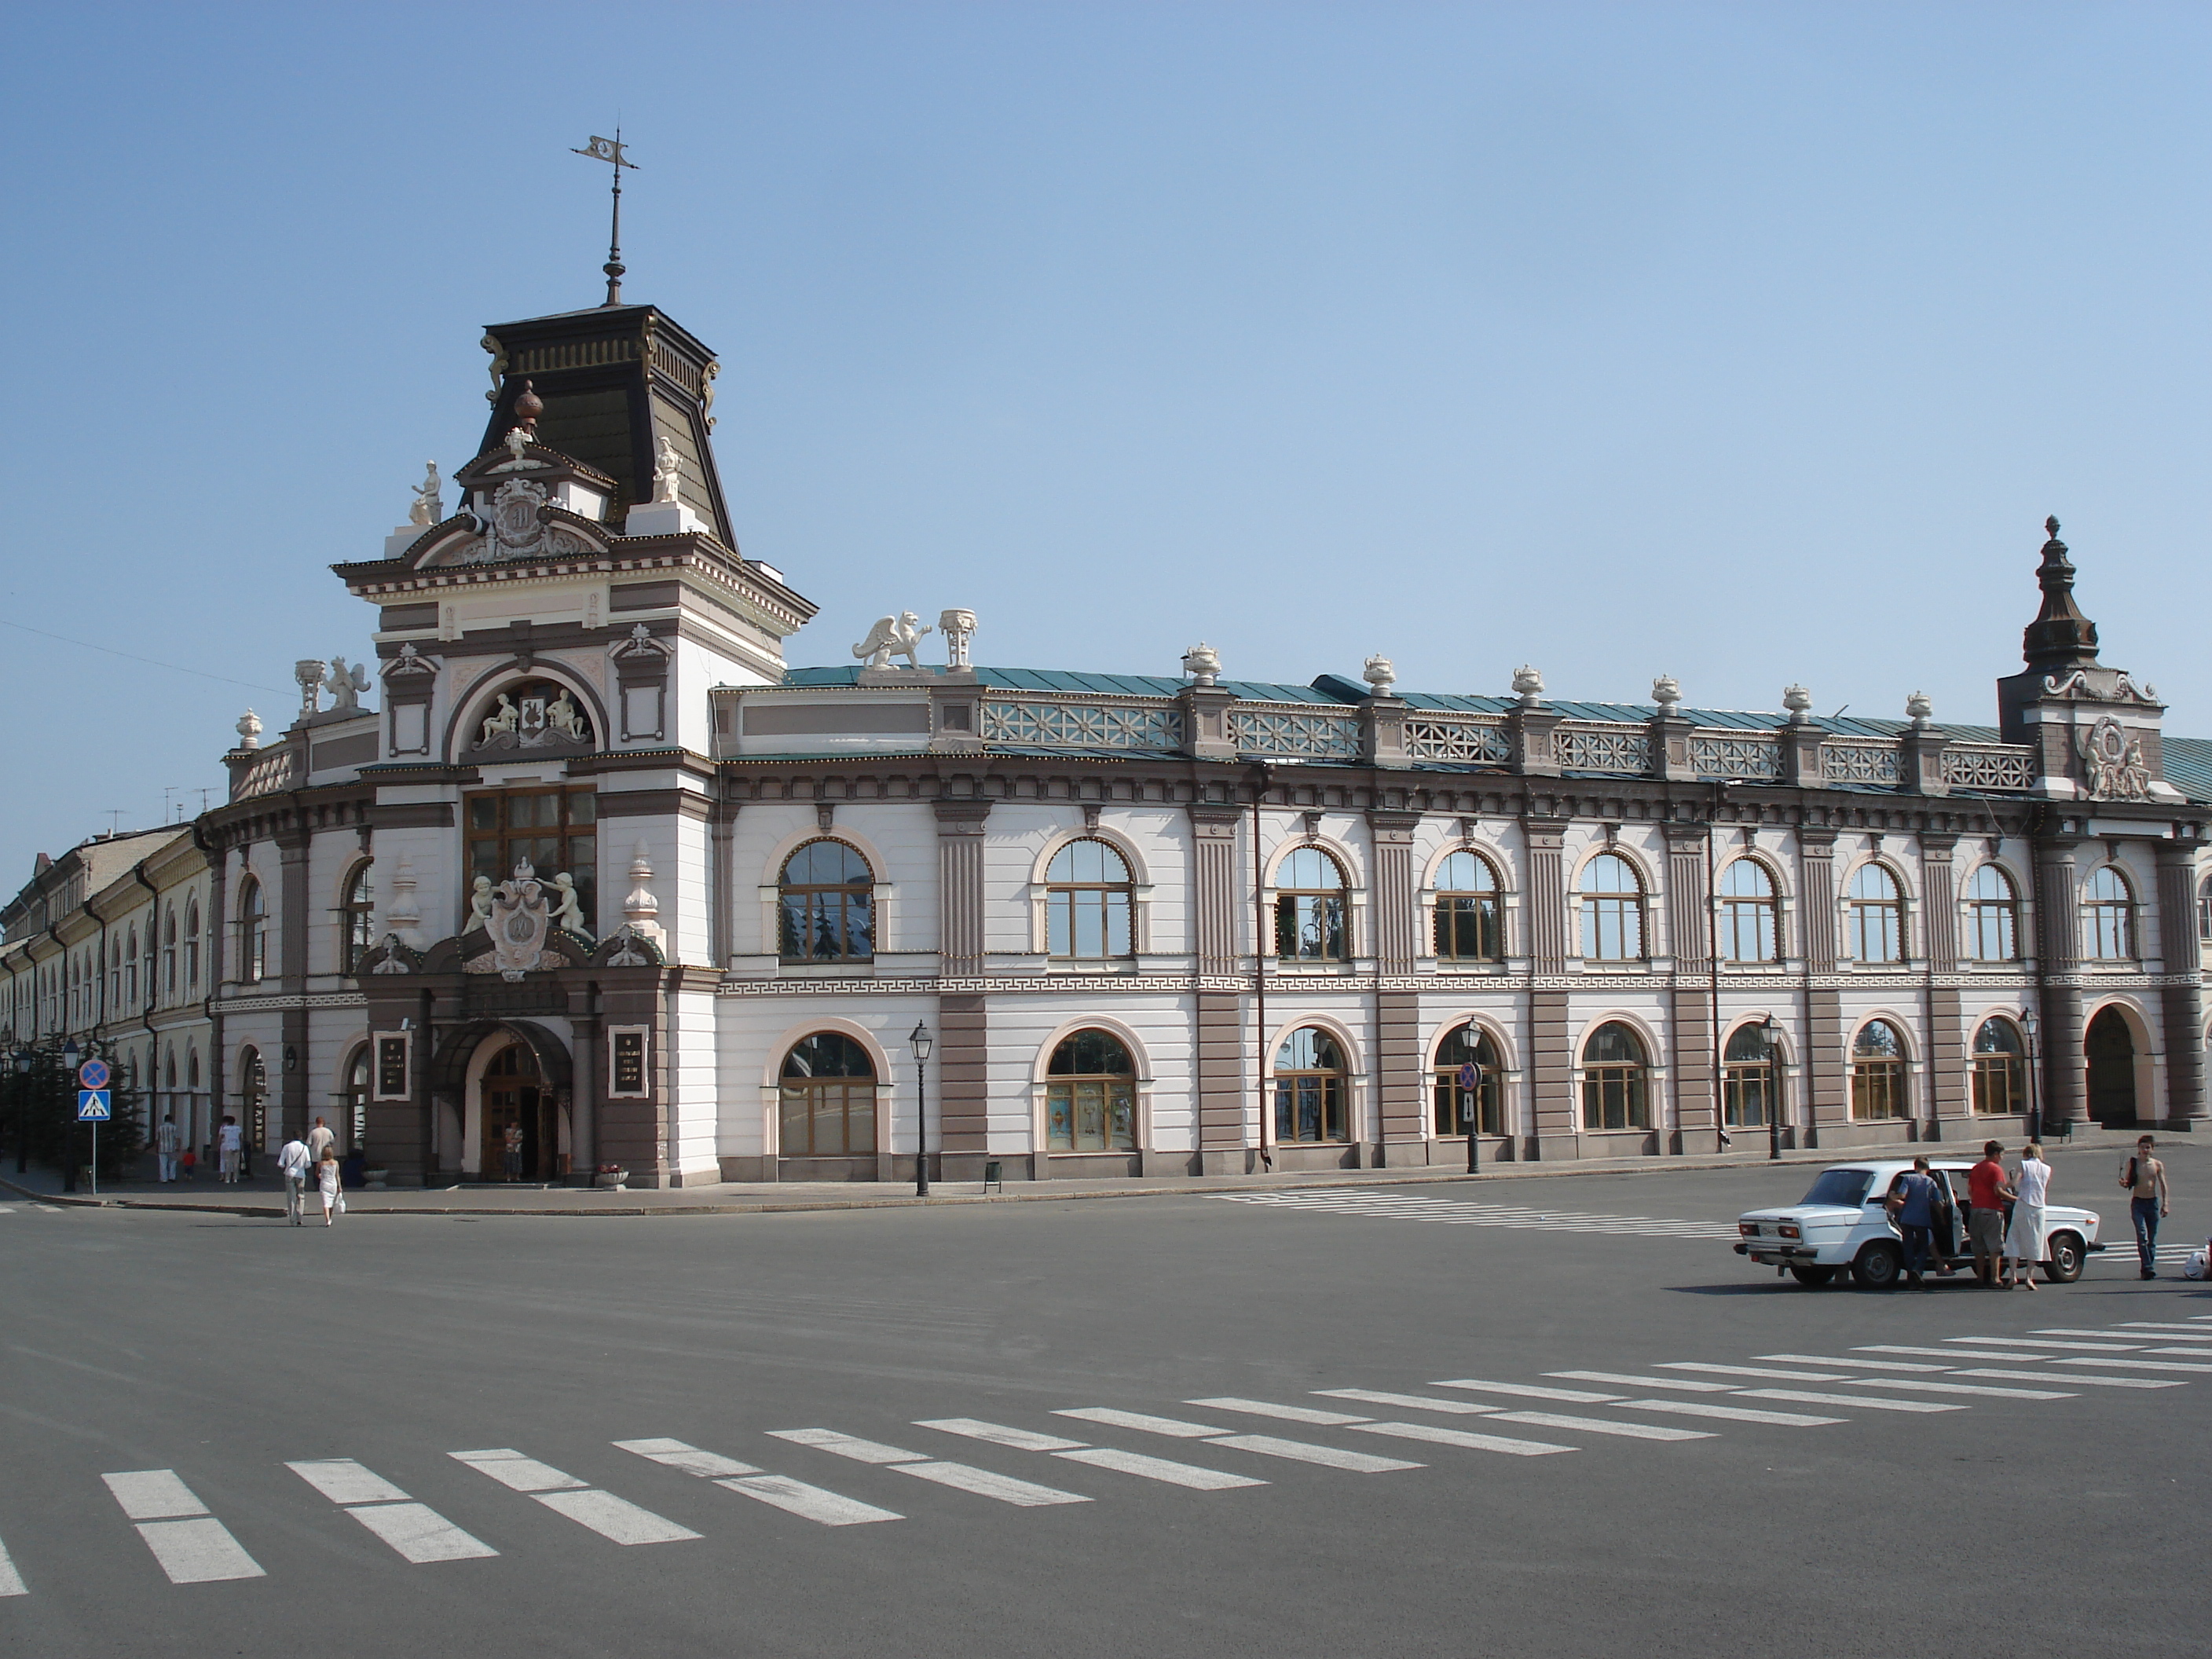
xmin=1799 ymin=1169 xmax=1875 ymax=1207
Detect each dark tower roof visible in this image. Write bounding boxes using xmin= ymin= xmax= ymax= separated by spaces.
xmin=2020 ymin=515 xmax=2100 ymax=670
xmin=477 ymin=304 xmax=733 ymax=545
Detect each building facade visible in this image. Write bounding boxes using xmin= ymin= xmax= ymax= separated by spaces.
xmin=6 ymin=291 xmax=2210 ymax=1184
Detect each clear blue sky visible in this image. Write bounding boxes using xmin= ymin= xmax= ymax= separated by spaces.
xmin=3 ymin=4 xmax=2207 ymax=875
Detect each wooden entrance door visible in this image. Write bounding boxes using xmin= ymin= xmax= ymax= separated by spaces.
xmin=481 ymin=1044 xmax=542 ymax=1180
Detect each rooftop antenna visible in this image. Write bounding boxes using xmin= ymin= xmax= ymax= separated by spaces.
xmin=104 ymin=810 xmax=124 ymax=837
xmin=572 ymin=131 xmax=639 ymax=306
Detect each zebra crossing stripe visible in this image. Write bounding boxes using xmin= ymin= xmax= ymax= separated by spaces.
xmin=1054 ymin=1408 xmax=1224 ymax=1438
xmin=1433 ymin=1379 xmax=1624 ymax=1404
xmin=1658 ymin=1363 xmax=1850 ymax=1382
xmin=915 ymin=1419 xmax=1086 ymax=1452
xmin=895 ymin=1463 xmax=1091 ymax=1506
xmin=102 ymin=1470 xmax=266 ymax=1585
xmin=1546 ymin=1372 xmax=1737 ymax=1393
xmin=1207 ymin=1433 xmax=1423 ymax=1472
xmin=2053 ymin=1357 xmax=2212 ymax=1374
xmin=767 ymin=1430 xmax=922 ymax=1464
xmin=1856 ymin=1346 xmax=2053 ymax=1362
xmin=1841 ymin=1379 xmax=2076 ymax=1401
xmin=1346 ymin=1421 xmax=1569 ymax=1457
xmin=1486 ymin=1411 xmax=1714 ymax=1442
xmin=1944 ymin=1337 xmax=2138 ymax=1353
xmin=1733 ymin=1390 xmax=1964 ymax=1414
xmin=0 ymin=1536 xmax=24 ymax=1597
xmin=1753 ymin=1354 xmax=1951 ymax=1372
xmin=1216 ymin=1192 xmax=1737 ymax=1239
xmin=1948 ymin=1368 xmax=2181 ymax=1390
xmin=1052 ymin=1448 xmax=1267 ymax=1490
xmin=1313 ymin=1388 xmax=1503 ymax=1415
xmin=2117 ymin=1321 xmax=2212 ymax=1331
xmin=448 ymin=1450 xmax=698 ymax=1544
xmin=286 ymin=1459 xmax=496 ymax=1564
xmin=613 ymin=1439 xmax=764 ymax=1478
xmin=717 ymin=1474 xmax=902 ymax=1525
xmin=2033 ymin=1328 xmax=2157 ymax=1340
xmin=1615 ymin=1399 xmax=1845 ymax=1427
xmin=1185 ymin=1397 xmax=1372 ymax=1426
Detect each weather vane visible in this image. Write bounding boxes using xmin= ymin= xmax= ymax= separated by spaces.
xmin=572 ymin=132 xmax=639 ymax=306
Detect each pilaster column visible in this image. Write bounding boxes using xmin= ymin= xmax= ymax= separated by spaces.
xmin=2031 ymin=831 xmax=2086 ymax=1134
xmin=1188 ymin=802 xmax=1247 ymax=1168
xmin=1664 ymin=823 xmax=1715 ymax=1154
xmin=2155 ymin=837 xmax=2208 ymax=1130
xmin=276 ymin=826 xmax=312 ymax=1144
xmin=1921 ymin=833 xmax=1965 ymax=1132
xmin=934 ymin=800 xmax=991 ymax=976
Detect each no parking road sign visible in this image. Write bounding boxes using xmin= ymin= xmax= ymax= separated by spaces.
xmin=78 ymin=1058 xmax=111 ymax=1091
xmin=77 ymin=1090 xmax=112 ymax=1122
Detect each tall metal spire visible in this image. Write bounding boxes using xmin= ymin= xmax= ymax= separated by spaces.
xmin=572 ymin=133 xmax=639 ymax=306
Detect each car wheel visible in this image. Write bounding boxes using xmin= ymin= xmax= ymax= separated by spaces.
xmin=1851 ymin=1241 xmax=1903 ymax=1289
xmin=1789 ymin=1265 xmax=1837 ymax=1288
xmin=2043 ymin=1232 xmax=2086 ymax=1284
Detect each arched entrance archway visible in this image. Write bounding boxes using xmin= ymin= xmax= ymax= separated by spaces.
xmin=427 ymin=1020 xmax=575 ymax=1182
xmin=2086 ymin=1008 xmax=2138 ymax=1127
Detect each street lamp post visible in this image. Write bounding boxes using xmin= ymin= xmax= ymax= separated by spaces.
xmin=1458 ymin=1035 xmax=1481 ymax=1174
xmin=1761 ymin=1015 xmax=1784 ymax=1162
xmin=909 ymin=1020 xmax=933 ymax=1199
xmin=2020 ymin=1004 xmax=2042 ymax=1144
xmin=60 ymin=1038 xmax=81 ymax=1192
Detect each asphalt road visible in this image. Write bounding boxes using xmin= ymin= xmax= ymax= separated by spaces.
xmin=3 ymin=1141 xmax=2207 ymax=1659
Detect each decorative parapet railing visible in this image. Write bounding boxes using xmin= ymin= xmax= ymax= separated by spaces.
xmin=980 ymin=694 xmax=1184 ymax=751
xmin=1942 ymin=743 xmax=2037 ymax=791
xmin=1229 ymin=704 xmax=1362 ymax=760
xmin=1819 ymin=741 xmax=1901 ymax=786
xmin=1555 ymin=723 xmax=1651 ymax=774
xmin=1689 ymin=733 xmax=1782 ymax=780
xmin=232 ymin=745 xmax=298 ymax=801
xmin=1402 ymin=714 xmax=1513 ymax=764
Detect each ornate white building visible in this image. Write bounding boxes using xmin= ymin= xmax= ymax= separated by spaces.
xmin=7 ymin=291 xmax=2210 ymax=1185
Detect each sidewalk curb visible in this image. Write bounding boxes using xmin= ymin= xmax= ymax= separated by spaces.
xmin=0 ymin=1143 xmax=1886 ymax=1220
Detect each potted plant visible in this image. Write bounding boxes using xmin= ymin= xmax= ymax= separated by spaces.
xmin=593 ymin=1163 xmax=628 ymax=1190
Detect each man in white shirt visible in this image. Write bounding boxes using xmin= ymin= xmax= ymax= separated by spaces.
xmin=216 ymin=1115 xmax=243 ymax=1184
xmin=277 ymin=1133 xmax=313 ymax=1225
xmin=156 ymin=1113 xmax=181 ymax=1182
xmin=307 ymin=1116 xmax=336 ymax=1165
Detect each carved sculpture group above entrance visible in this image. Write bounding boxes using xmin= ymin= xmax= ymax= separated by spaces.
xmin=468 ymin=679 xmax=594 ymax=756
xmin=465 ymin=861 xmax=575 ymax=980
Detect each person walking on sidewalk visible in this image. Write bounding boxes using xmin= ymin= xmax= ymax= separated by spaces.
xmin=307 ymin=1116 xmax=335 ymax=1166
xmin=1966 ymin=1141 xmax=2016 ymax=1288
xmin=156 ymin=1113 xmax=181 ymax=1183
xmin=278 ymin=1132 xmax=313 ymax=1225
xmin=2121 ymin=1135 xmax=2171 ymax=1279
xmin=215 ymin=1115 xmax=243 ymax=1185
xmin=315 ymin=1148 xmax=345 ymax=1226
xmin=1885 ymin=1156 xmax=1945 ymax=1291
xmin=2005 ymin=1142 xmax=2053 ymax=1289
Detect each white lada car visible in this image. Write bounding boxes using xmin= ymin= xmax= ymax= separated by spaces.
xmin=1735 ymin=1159 xmax=2103 ymax=1289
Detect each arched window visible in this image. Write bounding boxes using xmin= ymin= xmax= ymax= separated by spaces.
xmin=1274 ymin=848 xmax=1348 ymax=961
xmin=1850 ymin=1020 xmax=1908 ymax=1120
xmin=1718 ymin=859 xmax=1778 ymax=963
xmin=1971 ymin=1017 xmax=2026 ymax=1115
xmin=2199 ymin=877 xmax=2212 ymax=948
xmin=1046 ymin=1030 xmax=1137 ymax=1151
xmin=2082 ymin=866 xmax=2133 ymax=960
xmin=126 ymin=925 xmax=138 ymax=1005
xmin=1580 ymin=1022 xmax=1650 ymax=1130
xmin=1968 ymin=865 xmax=2020 ymax=961
xmin=162 ymin=906 xmax=178 ymax=998
xmin=183 ymin=899 xmax=200 ymax=989
xmin=1848 ymin=865 xmax=1903 ymax=964
xmin=1273 ymin=1026 xmax=1347 ymax=1142
xmin=163 ymin=1046 xmax=177 ymax=1090
xmin=1722 ymin=1024 xmax=1777 ymax=1128
xmin=240 ymin=878 xmax=268 ymax=983
xmin=1433 ymin=1024 xmax=1503 ymax=1137
xmin=778 ymin=842 xmax=875 ymax=964
xmin=1579 ymin=854 xmax=1644 ymax=961
xmin=341 ymin=863 xmax=376 ymax=975
xmin=1046 ymin=840 xmax=1134 ymax=960
xmin=1434 ymin=851 xmax=1503 ymax=961
xmin=778 ymin=1032 xmax=876 ymax=1155
xmin=107 ymin=936 xmax=120 ymax=1011
xmin=186 ymin=1046 xmax=200 ymax=1090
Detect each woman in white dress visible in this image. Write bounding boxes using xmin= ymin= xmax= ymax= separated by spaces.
xmin=316 ymin=1148 xmax=346 ymax=1226
xmin=2004 ymin=1141 xmax=2051 ymax=1289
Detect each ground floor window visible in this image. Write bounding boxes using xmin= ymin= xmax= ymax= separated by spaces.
xmin=1046 ymin=1029 xmax=1136 ymax=1151
xmin=1721 ymin=1024 xmax=1774 ymax=1129
xmin=1432 ymin=1025 xmax=1503 ymax=1136
xmin=780 ymin=1032 xmax=876 ymax=1156
xmin=1274 ymin=1027 xmax=1348 ymax=1143
xmin=1970 ymin=1017 xmax=2026 ymax=1115
xmin=1851 ymin=1020 xmax=1908 ymax=1121
xmin=1580 ymin=1022 xmax=1649 ymax=1130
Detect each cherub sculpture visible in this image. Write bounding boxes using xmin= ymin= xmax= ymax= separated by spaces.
xmin=550 ymin=872 xmax=589 ymax=937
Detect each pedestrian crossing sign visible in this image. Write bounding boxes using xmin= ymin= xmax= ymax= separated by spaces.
xmin=77 ymin=1090 xmax=111 ymax=1122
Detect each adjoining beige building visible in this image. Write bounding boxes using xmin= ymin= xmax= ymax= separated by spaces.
xmin=5 ymin=285 xmax=2208 ymax=1188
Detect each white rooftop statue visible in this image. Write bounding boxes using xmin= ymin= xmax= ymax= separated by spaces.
xmin=1362 ymin=654 xmax=1397 ymax=692
xmin=853 ymin=613 xmax=931 ymax=671
xmin=1181 ymin=643 xmax=1221 ymax=687
xmin=1652 ymin=673 xmax=1681 ymax=710
xmin=1511 ymin=665 xmax=1544 ymax=705
xmin=650 ymin=436 xmax=681 ymax=504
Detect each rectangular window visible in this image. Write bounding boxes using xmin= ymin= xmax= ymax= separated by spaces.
xmin=610 ymin=1028 xmax=648 ymax=1097
xmin=464 ymin=787 xmax=597 ymax=930
xmin=1719 ymin=903 xmax=1777 ymax=963
xmin=1580 ymin=1068 xmax=1649 ymax=1130
xmin=1851 ymin=904 xmax=1902 ymax=964
xmin=1275 ymin=894 xmax=1347 ymax=961
xmin=1971 ymin=1056 xmax=2023 ymax=1115
xmin=1851 ymin=1062 xmax=1906 ymax=1120
xmin=1580 ymin=899 xmax=1643 ymax=961
xmin=1721 ymin=1064 xmax=1770 ymax=1127
xmin=1972 ymin=903 xmax=2016 ymax=961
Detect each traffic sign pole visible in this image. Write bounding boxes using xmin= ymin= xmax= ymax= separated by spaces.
xmin=78 ymin=1061 xmax=112 ymax=1197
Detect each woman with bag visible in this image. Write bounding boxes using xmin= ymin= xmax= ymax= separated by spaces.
xmin=316 ymin=1148 xmax=346 ymax=1227
xmin=2003 ymin=1142 xmax=2052 ymax=1289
